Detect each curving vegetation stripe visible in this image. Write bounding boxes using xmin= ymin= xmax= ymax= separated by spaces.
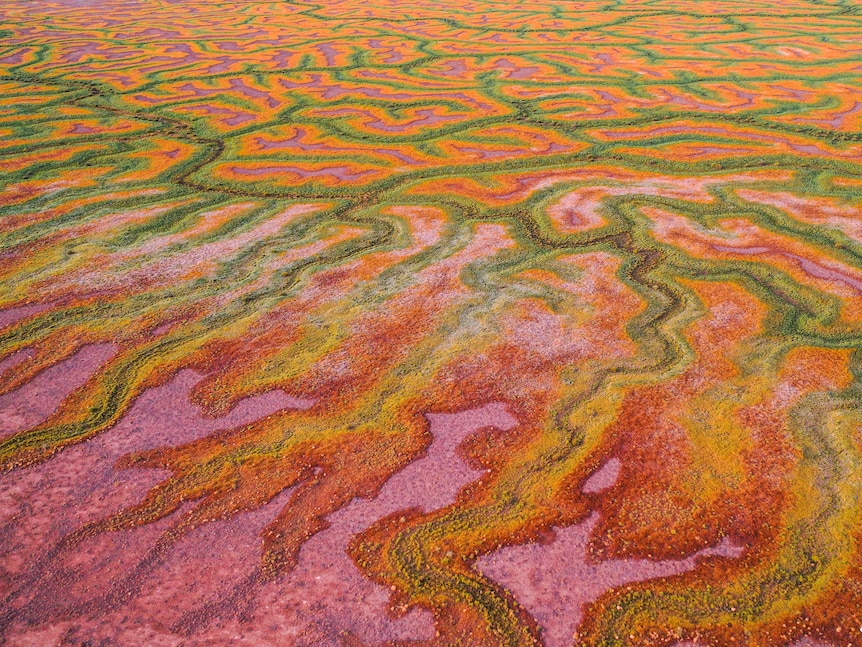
xmin=0 ymin=0 xmax=861 ymax=645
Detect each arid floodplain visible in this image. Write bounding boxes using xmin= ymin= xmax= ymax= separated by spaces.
xmin=1 ymin=1 xmax=862 ymax=646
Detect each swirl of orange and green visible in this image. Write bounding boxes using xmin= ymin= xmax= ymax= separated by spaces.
xmin=1 ymin=0 xmax=862 ymax=644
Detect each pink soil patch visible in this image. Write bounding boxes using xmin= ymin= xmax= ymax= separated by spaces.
xmin=548 ymin=175 xmax=745 ymax=235
xmin=256 ymin=129 xmax=320 ymax=151
xmin=321 ymin=86 xmax=414 ymax=100
xmin=230 ymin=165 xmax=376 ymax=181
xmin=0 ymin=343 xmax=118 ymax=439
xmin=476 ymin=459 xmax=743 ymax=647
xmin=456 ymin=146 xmax=520 ymax=159
xmin=183 ymin=104 xmax=256 ymax=126
xmin=687 ymin=146 xmax=762 ymax=156
xmin=0 ymin=392 xmax=516 ymax=645
xmin=317 ymin=43 xmax=340 ymax=67
xmin=0 ymin=303 xmax=51 ymax=329
xmin=229 ymin=79 xmax=280 ymax=108
xmin=203 ymin=58 xmax=244 ymax=75
xmin=367 ymin=108 xmax=461 ymax=133
xmin=52 ymin=204 xmax=325 ymax=294
xmin=582 ymin=457 xmax=621 ymax=494
xmin=735 ymin=190 xmax=862 ymax=244
xmin=381 ymin=402 xmax=519 ymax=513
xmin=712 ymin=244 xmax=862 ymax=294
xmin=70 ymin=123 xmax=99 ymax=134
xmin=599 ymin=125 xmax=836 ymax=157
xmin=271 ymin=51 xmax=294 ymax=68
xmin=0 ymin=372 xmax=313 ymax=606
xmin=256 ymin=131 xmax=425 ymax=167
xmin=439 ymin=60 xmax=468 ymax=77
xmin=811 ymin=102 xmax=862 ymax=129
xmin=150 ymin=321 xmax=178 ymax=337
xmin=0 ymin=348 xmax=35 ymax=378
xmin=0 ymin=49 xmax=29 ymax=65
xmin=673 ymin=641 xmax=836 ymax=647
xmin=278 ymin=74 xmax=326 ymax=90
xmin=496 ymin=58 xmax=540 ymax=79
xmin=179 ymin=402 xmax=519 ymax=646
xmin=60 ymin=43 xmax=127 ymax=63
xmin=316 ymin=107 xmax=463 ymax=133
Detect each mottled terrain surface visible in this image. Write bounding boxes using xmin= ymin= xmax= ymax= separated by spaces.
xmin=1 ymin=1 xmax=862 ymax=645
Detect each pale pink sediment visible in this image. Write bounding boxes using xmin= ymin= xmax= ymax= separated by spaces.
xmin=181 ymin=104 xmax=256 ymax=126
xmin=228 ymin=78 xmax=281 ymax=107
xmin=3 ymin=492 xmax=298 ymax=646
xmin=70 ymin=123 xmax=100 ymax=134
xmin=0 ymin=303 xmax=52 ymax=329
xmin=0 ymin=348 xmax=35 ymax=378
xmin=255 ymin=130 xmax=426 ymax=166
xmin=582 ymin=458 xmax=622 ymax=494
xmin=671 ymin=640 xmax=836 ymax=647
xmin=192 ymin=402 xmax=517 ymax=646
xmin=20 ymin=203 xmax=178 ymax=261
xmin=202 ymin=58 xmax=244 ymax=75
xmin=597 ymin=124 xmax=839 ymax=157
xmin=0 ymin=49 xmax=29 ymax=65
xmin=321 ymin=85 xmax=414 ymax=100
xmin=48 ymin=203 xmax=325 ymax=295
xmin=476 ymin=461 xmax=743 ymax=647
xmin=230 ymin=165 xmax=376 ymax=181
xmin=455 ymin=146 xmax=521 ymax=160
xmin=735 ymin=189 xmax=862 ymax=244
xmin=367 ymin=108 xmax=462 ymax=132
xmin=496 ymin=58 xmax=541 ymax=79
xmin=0 ymin=368 xmax=314 ymax=599
xmin=712 ymin=243 xmax=862 ymax=294
xmin=509 ymin=252 xmax=641 ymax=361
xmin=317 ymin=42 xmax=340 ymax=66
xmin=312 ymin=106 xmax=463 ymax=133
xmin=547 ymin=176 xmax=728 ymax=234
xmin=438 ymin=59 xmax=468 ymax=77
xmin=0 ymin=388 xmax=517 ymax=645
xmin=808 ymin=101 xmax=862 ymax=129
xmin=59 ymin=42 xmax=128 ymax=63
xmin=684 ymin=145 xmax=763 ymax=156
xmin=0 ymin=343 xmax=118 ymax=440
xmin=123 ymin=202 xmax=262 ymax=257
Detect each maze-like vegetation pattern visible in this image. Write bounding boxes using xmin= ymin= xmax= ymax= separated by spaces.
xmin=1 ymin=0 xmax=862 ymax=645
